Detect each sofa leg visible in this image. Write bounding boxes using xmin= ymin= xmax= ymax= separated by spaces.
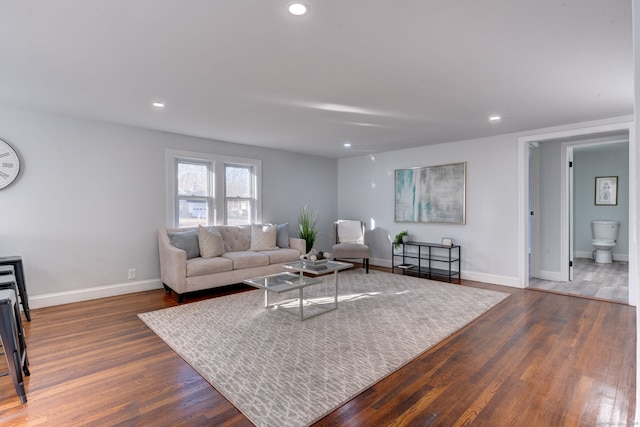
xmin=163 ymin=284 xmax=171 ymax=294
xmin=178 ymin=294 xmax=185 ymax=303
xmin=364 ymin=258 xmax=369 ymax=274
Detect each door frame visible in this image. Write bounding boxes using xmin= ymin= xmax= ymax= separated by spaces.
xmin=517 ymin=120 xmax=636 ymax=306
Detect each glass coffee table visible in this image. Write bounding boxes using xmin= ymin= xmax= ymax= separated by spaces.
xmin=244 ymin=260 xmax=353 ymax=321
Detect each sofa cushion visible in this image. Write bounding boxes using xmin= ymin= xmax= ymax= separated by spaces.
xmin=276 ymin=223 xmax=290 ymax=248
xmin=167 ymin=229 xmax=200 ymax=259
xmin=259 ymin=248 xmax=301 ymax=264
xmin=187 ymin=256 xmax=234 ymax=276
xmin=222 ymin=251 xmax=269 ymax=269
xmin=198 ymin=225 xmax=225 ymax=258
xmin=250 ymin=224 xmax=278 ymax=251
xmin=218 ymin=225 xmax=252 ymax=252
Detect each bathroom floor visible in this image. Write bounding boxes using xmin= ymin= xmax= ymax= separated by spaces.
xmin=528 ymin=257 xmax=628 ymax=303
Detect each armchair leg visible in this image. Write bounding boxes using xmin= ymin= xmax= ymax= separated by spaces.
xmin=364 ymin=258 xmax=369 ymax=274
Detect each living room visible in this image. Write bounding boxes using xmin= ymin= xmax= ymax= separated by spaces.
xmin=0 ymin=1 xmax=638 ymax=425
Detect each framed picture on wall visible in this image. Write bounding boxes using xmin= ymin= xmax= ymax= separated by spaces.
xmin=394 ymin=162 xmax=466 ymax=224
xmin=595 ymin=176 xmax=618 ymax=206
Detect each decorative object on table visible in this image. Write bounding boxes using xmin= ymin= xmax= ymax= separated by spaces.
xmin=395 ymin=162 xmax=466 ymax=224
xmin=441 ymin=237 xmax=453 ymax=247
xmin=297 ymin=202 xmax=319 ymax=253
xmin=0 ymin=138 xmax=21 ymax=190
xmin=393 ymin=230 xmax=409 ymax=250
xmin=332 ymin=220 xmax=371 ymax=273
xmin=594 ymin=176 xmax=618 ymax=206
xmin=300 ymin=249 xmax=331 ymax=266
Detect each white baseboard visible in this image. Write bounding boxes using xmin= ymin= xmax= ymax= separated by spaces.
xmin=371 ymin=257 xmax=392 ymax=268
xmin=534 ymin=270 xmax=564 ymax=281
xmin=575 ymin=251 xmax=629 ymax=262
xmin=369 ymin=258 xmax=522 ymax=288
xmin=575 ymin=251 xmax=593 ymax=259
xmin=460 ymin=271 xmax=523 ymax=288
xmin=28 ymin=279 xmax=164 ymax=309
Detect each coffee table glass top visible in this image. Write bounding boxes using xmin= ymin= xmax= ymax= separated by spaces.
xmin=284 ymin=260 xmax=353 ymax=275
xmin=244 ymin=272 xmax=322 ymax=293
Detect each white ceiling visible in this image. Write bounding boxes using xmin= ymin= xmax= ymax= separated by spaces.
xmin=0 ymin=1 xmax=633 ymax=158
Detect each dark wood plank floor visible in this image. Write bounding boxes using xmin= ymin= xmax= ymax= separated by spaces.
xmin=0 ymin=268 xmax=635 ymax=426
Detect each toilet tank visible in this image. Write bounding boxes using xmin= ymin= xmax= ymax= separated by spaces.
xmin=591 ymin=220 xmax=620 ymax=240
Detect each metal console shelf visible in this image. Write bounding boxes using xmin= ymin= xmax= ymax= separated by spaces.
xmin=392 ymin=241 xmax=461 ymax=283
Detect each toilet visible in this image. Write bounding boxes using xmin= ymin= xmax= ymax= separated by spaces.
xmin=591 ymin=220 xmax=620 ymax=263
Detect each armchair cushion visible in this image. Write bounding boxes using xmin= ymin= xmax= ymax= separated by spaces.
xmin=337 ymin=220 xmax=364 ymax=244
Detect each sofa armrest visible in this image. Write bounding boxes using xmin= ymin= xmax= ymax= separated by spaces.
xmin=289 ymin=237 xmax=306 ymax=255
xmin=157 ymin=229 xmax=188 ymax=294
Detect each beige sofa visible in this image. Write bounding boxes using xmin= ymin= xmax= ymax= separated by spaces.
xmin=158 ymin=225 xmax=306 ymax=302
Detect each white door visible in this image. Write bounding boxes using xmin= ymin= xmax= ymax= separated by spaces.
xmin=568 ymin=147 xmax=574 ymax=281
xmin=529 ymin=144 xmax=540 ymax=278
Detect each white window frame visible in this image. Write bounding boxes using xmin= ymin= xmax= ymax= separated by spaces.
xmin=223 ymin=162 xmax=257 ymax=225
xmin=166 ymin=149 xmax=262 ymax=227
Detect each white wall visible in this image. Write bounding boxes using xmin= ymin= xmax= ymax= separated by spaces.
xmin=574 ymin=142 xmax=629 ymax=259
xmin=633 ymin=1 xmax=640 ymax=421
xmin=338 ymin=117 xmax=635 ymax=288
xmin=0 ymin=107 xmax=337 ymax=307
xmin=338 ymin=134 xmax=520 ymax=286
xmin=537 ymin=141 xmax=563 ymax=274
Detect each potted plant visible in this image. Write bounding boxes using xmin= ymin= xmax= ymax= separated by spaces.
xmin=297 ymin=203 xmax=319 ymax=253
xmin=393 ymin=230 xmax=409 ymax=250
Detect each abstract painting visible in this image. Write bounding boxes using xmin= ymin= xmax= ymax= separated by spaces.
xmin=395 ymin=162 xmax=466 ymax=224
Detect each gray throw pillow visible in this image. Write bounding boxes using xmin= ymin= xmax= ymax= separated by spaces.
xmin=168 ymin=229 xmax=200 ymax=259
xmin=276 ymin=223 xmax=290 ymax=248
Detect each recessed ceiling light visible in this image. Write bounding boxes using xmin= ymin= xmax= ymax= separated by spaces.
xmin=152 ymin=102 xmax=165 ymax=108
xmin=489 ymin=115 xmax=501 ymax=122
xmin=288 ymin=3 xmax=309 ymax=16
xmin=343 ymin=142 xmax=352 ymax=148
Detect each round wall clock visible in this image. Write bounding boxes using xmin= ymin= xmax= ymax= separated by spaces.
xmin=0 ymin=138 xmax=21 ymax=190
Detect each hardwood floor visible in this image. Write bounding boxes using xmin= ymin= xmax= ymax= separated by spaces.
xmin=0 ymin=269 xmax=635 ymax=426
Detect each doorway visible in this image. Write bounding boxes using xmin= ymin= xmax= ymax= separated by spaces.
xmin=518 ymin=121 xmax=636 ymax=306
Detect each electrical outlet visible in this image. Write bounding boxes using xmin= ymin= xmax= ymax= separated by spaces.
xmin=128 ymin=268 xmax=136 ymax=280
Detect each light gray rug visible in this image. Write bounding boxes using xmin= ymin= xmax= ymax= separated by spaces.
xmin=138 ymin=270 xmax=509 ymax=427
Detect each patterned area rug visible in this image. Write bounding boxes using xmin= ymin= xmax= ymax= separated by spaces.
xmin=138 ymin=270 xmax=509 ymax=427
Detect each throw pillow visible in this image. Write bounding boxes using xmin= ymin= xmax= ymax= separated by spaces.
xmin=167 ymin=229 xmax=200 ymax=259
xmin=276 ymin=223 xmax=290 ymax=248
xmin=197 ymin=225 xmax=225 ymax=258
xmin=250 ymin=224 xmax=278 ymax=251
xmin=337 ymin=220 xmax=364 ymax=244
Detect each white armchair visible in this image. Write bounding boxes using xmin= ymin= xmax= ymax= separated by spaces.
xmin=332 ymin=220 xmax=371 ymax=273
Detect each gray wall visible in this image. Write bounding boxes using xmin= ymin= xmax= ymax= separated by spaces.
xmin=0 ymin=107 xmax=337 ymax=307
xmin=573 ymin=142 xmax=629 ymax=259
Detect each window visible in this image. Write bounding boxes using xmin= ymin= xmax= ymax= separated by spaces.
xmin=175 ymin=160 xmax=212 ymax=228
xmin=166 ymin=149 xmax=261 ymax=228
xmin=225 ymin=163 xmax=254 ymax=225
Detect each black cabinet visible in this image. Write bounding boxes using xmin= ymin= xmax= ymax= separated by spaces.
xmin=392 ymin=241 xmax=461 ymax=283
